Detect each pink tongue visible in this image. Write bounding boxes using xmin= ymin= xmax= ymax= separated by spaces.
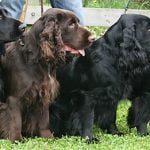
xmin=64 ymin=45 xmax=85 ymax=56
xmin=78 ymin=50 xmax=85 ymax=56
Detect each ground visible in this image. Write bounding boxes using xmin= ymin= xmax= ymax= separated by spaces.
xmin=1 ymin=100 xmax=150 ymax=150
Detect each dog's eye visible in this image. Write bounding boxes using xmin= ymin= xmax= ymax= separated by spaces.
xmin=69 ymin=23 xmax=75 ymax=29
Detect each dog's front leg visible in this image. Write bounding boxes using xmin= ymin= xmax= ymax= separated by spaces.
xmin=7 ymin=96 xmax=22 ymax=141
xmin=37 ymin=104 xmax=53 ymax=138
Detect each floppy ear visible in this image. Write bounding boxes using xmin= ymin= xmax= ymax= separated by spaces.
xmin=119 ymin=24 xmax=148 ymax=75
xmin=39 ymin=16 xmax=65 ymax=63
xmin=121 ymin=24 xmax=142 ymax=50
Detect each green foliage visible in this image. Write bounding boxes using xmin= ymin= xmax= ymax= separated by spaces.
xmin=87 ymin=26 xmax=108 ymax=38
xmin=83 ymin=0 xmax=150 ymax=9
xmin=31 ymin=0 xmax=150 ymax=9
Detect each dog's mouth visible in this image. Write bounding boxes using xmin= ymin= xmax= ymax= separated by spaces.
xmin=64 ymin=45 xmax=85 ymax=56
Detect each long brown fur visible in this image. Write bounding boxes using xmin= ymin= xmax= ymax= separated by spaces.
xmin=0 ymin=8 xmax=94 ymax=141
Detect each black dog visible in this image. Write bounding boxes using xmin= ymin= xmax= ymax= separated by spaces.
xmin=0 ymin=8 xmax=25 ymax=55
xmin=50 ymin=14 xmax=150 ymax=139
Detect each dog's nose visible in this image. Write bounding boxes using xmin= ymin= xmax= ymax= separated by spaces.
xmin=18 ymin=23 xmax=26 ymax=32
xmin=88 ymin=35 xmax=96 ymax=42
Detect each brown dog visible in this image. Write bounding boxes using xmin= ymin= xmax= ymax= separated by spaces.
xmin=0 ymin=8 xmax=94 ymax=141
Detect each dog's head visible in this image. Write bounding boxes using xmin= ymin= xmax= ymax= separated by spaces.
xmin=0 ymin=8 xmax=25 ymax=43
xmin=29 ymin=8 xmax=95 ymax=64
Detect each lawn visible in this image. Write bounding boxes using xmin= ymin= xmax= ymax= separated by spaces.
xmin=1 ymin=100 xmax=150 ymax=150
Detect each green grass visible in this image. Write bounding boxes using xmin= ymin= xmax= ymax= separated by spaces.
xmin=1 ymin=100 xmax=150 ymax=150
xmin=87 ymin=26 xmax=108 ymax=38
xmin=83 ymin=0 xmax=150 ymax=9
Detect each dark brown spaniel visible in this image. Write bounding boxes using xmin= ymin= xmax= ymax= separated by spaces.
xmin=0 ymin=8 xmax=94 ymax=141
